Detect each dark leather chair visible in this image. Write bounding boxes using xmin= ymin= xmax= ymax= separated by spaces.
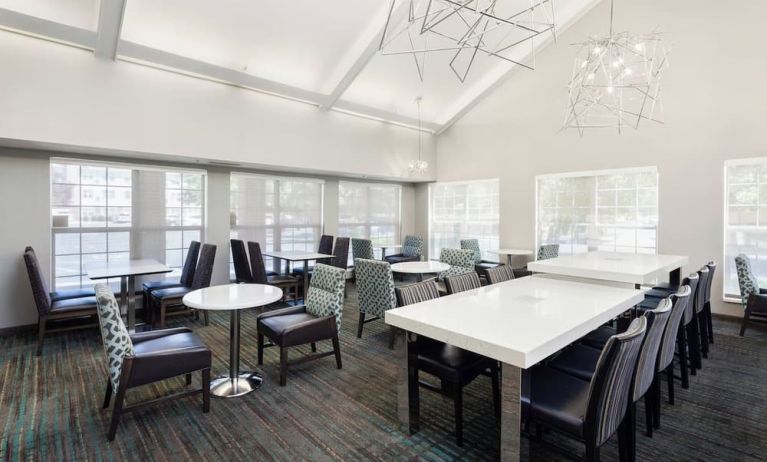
xmin=94 ymin=285 xmax=211 ymax=441
xmin=151 ymin=243 xmax=217 ymax=328
xmin=256 ymin=264 xmax=346 ymax=386
xmin=384 ymin=235 xmax=423 ymax=264
xmin=23 ymin=248 xmax=99 ymax=356
xmin=142 ymin=241 xmax=200 ymax=321
xmin=330 ymin=237 xmax=350 ymax=269
xmin=484 ymin=265 xmax=515 ymax=284
xmin=395 ymin=280 xmax=500 ymax=446
xmin=444 ymin=272 xmax=481 ymax=295
xmin=735 ymin=254 xmax=767 ymax=336
xmin=249 ymin=241 xmax=300 ymax=302
xmin=522 ymin=317 xmax=646 ymax=462
xmin=231 ymin=239 xmax=253 ymax=283
xmin=292 ymin=234 xmax=334 ymax=276
xmin=703 ymin=261 xmax=716 ymax=346
xmin=25 ymin=246 xmax=96 ymax=301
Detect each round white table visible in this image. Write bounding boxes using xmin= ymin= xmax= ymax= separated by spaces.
xmin=390 ymin=261 xmax=450 ymax=282
xmin=183 ymin=284 xmax=283 ymax=398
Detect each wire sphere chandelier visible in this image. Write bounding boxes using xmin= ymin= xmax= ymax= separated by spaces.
xmin=380 ymin=0 xmax=556 ymax=82
xmin=563 ymin=0 xmax=670 ymax=135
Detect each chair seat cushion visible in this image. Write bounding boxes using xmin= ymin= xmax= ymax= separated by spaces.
xmin=292 ymin=266 xmax=314 ymax=276
xmin=384 ymin=255 xmax=419 ymax=264
xmin=258 ymin=313 xmax=335 ymax=347
xmin=416 ymin=340 xmax=493 ymax=382
xmin=652 ymin=282 xmax=678 ymax=291
xmin=643 ymin=288 xmax=672 ymax=299
xmin=50 ymin=288 xmax=96 ymax=302
xmin=50 ymin=296 xmax=98 ymax=313
xmin=269 ymin=275 xmax=300 ymax=285
xmin=581 ymin=325 xmax=618 ymax=349
xmin=548 ymin=344 xmax=601 ymax=381
xmin=151 ymin=286 xmax=192 ymax=301
xmin=142 ymin=280 xmax=182 ymax=292
xmin=129 ymin=332 xmax=211 ymax=387
xmin=637 ymin=298 xmax=662 ymax=311
xmin=522 ymin=366 xmax=589 ymax=438
xmin=475 ymin=262 xmax=500 ymax=273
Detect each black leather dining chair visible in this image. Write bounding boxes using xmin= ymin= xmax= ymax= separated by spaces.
xmin=248 ymin=241 xmax=300 ymax=302
xmin=231 ymin=239 xmax=254 ymax=283
xmin=142 ymin=241 xmax=200 ymax=321
xmin=25 ymin=246 xmax=96 ymax=301
xmin=292 ymin=234 xmax=334 ymax=277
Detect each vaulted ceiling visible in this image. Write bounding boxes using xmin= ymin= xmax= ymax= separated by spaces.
xmin=0 ymin=0 xmax=602 ymax=133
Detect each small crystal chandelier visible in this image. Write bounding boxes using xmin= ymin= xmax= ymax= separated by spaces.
xmin=409 ymin=97 xmax=429 ymax=175
xmin=563 ymin=0 xmax=670 ymax=134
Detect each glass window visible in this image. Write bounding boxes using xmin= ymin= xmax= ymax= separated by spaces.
xmin=339 ymin=181 xmax=401 ymax=263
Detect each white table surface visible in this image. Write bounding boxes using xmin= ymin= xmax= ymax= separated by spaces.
xmin=488 ymin=249 xmax=534 ymax=256
xmin=375 ymin=244 xmax=402 ymax=249
xmin=385 ymin=276 xmax=645 ymax=368
xmin=87 ymin=259 xmax=171 ymax=279
xmin=390 ymin=261 xmax=450 ymax=274
xmin=527 ymin=251 xmax=688 ymax=285
xmin=183 ymin=284 xmax=284 ymax=311
xmin=261 ymin=251 xmax=334 ymax=261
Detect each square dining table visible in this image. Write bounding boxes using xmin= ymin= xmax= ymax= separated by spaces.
xmin=385 ymin=276 xmax=645 ymax=461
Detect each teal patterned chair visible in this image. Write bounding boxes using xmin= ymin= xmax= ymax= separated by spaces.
xmin=257 ymin=264 xmax=346 ymax=386
xmin=355 ymin=258 xmax=397 ymax=347
xmin=460 ymin=239 xmax=500 ymax=276
xmin=352 ymin=238 xmax=375 ymax=262
xmin=735 ymin=254 xmax=767 ymax=336
xmin=385 ymin=235 xmax=423 ymax=264
xmin=537 ymin=244 xmax=560 ymax=260
xmin=438 ymin=248 xmax=476 ymax=280
xmin=94 ymin=284 xmax=211 ymax=441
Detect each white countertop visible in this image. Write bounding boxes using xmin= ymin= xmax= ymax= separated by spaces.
xmin=183 ymin=284 xmax=284 ymax=310
xmin=261 ymin=251 xmax=334 ymax=261
xmin=488 ymin=249 xmax=534 ymax=256
xmin=391 ymin=261 xmax=450 ymax=274
xmin=87 ymin=259 xmax=171 ymax=279
xmin=385 ymin=277 xmax=645 ymax=368
xmin=527 ymin=251 xmax=688 ymax=284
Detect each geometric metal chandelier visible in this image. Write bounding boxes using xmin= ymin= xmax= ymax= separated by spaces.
xmin=563 ymin=0 xmax=670 ymax=135
xmin=380 ymin=0 xmax=557 ymax=82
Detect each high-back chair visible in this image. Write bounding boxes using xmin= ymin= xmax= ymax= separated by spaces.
xmin=94 ymin=284 xmax=211 ymax=441
xmin=444 ymin=272 xmax=481 ymax=295
xmin=384 ymin=235 xmax=423 ymax=264
xmin=256 ymin=264 xmax=346 ymax=386
xmin=537 ymin=244 xmax=560 ymax=260
xmin=695 ymin=266 xmax=711 ymax=361
xmin=686 ymin=267 xmax=709 ymax=372
xmin=355 ymin=258 xmax=396 ymax=346
xmin=25 ymin=246 xmax=96 ymax=301
xmin=331 ymin=237 xmax=350 ymax=269
xmin=352 ymin=238 xmax=375 ymax=262
xmin=24 ymin=247 xmax=99 ymax=356
xmin=438 ymin=248 xmax=475 ymax=280
xmin=735 ymin=254 xmax=767 ymax=336
xmin=394 ymin=279 xmax=500 ymax=447
xmin=485 ymin=265 xmax=515 ymax=284
xmin=704 ymin=261 xmax=716 ymax=346
xmin=460 ymin=238 xmax=500 ymax=275
xmin=523 ymin=317 xmax=647 ymax=462
xmin=292 ymin=234 xmax=334 ymax=276
xmin=248 ymin=241 xmax=300 ymax=302
xmin=143 ymin=241 xmax=200 ymax=319
xmin=231 ymin=239 xmax=253 ymax=283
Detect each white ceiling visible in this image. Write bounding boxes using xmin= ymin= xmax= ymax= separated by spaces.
xmin=0 ymin=0 xmax=603 ymax=132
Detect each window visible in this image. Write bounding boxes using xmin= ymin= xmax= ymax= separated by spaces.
xmin=230 ymin=173 xmax=324 ymax=274
xmin=724 ymin=158 xmax=767 ymax=300
xmin=536 ymin=167 xmax=658 ymax=255
xmin=339 ymin=181 xmax=401 ymax=262
xmin=51 ymin=160 xmax=205 ymax=289
xmin=429 ymin=179 xmax=499 ymax=260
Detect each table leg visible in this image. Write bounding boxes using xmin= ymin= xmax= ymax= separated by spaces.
xmin=210 ymin=309 xmax=262 ymax=398
xmin=395 ymin=329 xmax=419 ymax=434
xmin=416 ymin=274 xmax=423 ymax=283
xmin=119 ymin=276 xmax=128 ymax=318
xmin=302 ymin=260 xmax=309 ymax=301
xmin=381 ymin=247 xmax=387 ymax=261
xmin=501 ymin=363 xmax=522 ymax=462
xmin=669 ymin=267 xmax=681 ymax=287
xmin=507 ymin=254 xmax=513 ymax=267
xmin=127 ymin=275 xmax=136 ymax=331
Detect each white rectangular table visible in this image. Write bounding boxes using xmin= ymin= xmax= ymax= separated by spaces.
xmin=528 ymin=251 xmax=689 ymax=288
xmin=261 ymin=251 xmax=335 ymax=300
xmin=87 ymin=259 xmax=171 ymax=330
xmin=385 ymin=277 xmax=645 ymax=461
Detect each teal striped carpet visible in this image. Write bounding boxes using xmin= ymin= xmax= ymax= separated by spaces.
xmin=1 ymin=284 xmax=766 ymax=461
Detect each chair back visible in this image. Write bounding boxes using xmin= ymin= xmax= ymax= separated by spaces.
xmin=355 ymin=259 xmax=396 ymax=317
xmin=682 ymin=274 xmax=698 ymax=325
xmin=231 ymin=239 xmax=253 ymax=283
xmin=395 ymin=280 xmax=440 ymax=307
xmin=633 ymin=298 xmax=672 ymax=402
xmin=352 ymin=238 xmax=375 ymax=262
xmin=537 ymin=244 xmax=559 ymax=260
xmin=330 ymin=237 xmax=350 ymax=269
xmin=23 ymin=248 xmax=52 ymax=315
xmin=191 ymin=244 xmax=217 ymax=290
xmin=485 ymin=265 xmax=515 ymax=284
xmin=657 ymin=285 xmax=691 ymax=372
xmin=402 ymin=235 xmax=423 ymax=258
xmin=247 ymin=242 xmax=269 ymax=284
xmin=94 ymin=284 xmax=134 ymax=390
xmin=460 ymin=239 xmax=482 ymax=264
xmin=179 ymin=241 xmax=201 ymax=287
xmin=704 ymin=261 xmax=716 ymax=305
xmin=318 ymin=235 xmax=334 ymax=264
xmin=445 ymin=272 xmax=481 ymax=295
xmin=585 ymin=316 xmax=647 ymax=447
xmin=735 ymin=254 xmax=759 ymax=307
xmin=305 ymin=264 xmax=347 ymax=331
xmin=695 ymin=266 xmax=709 ymax=314
xmin=439 ymin=248 xmax=475 ymax=279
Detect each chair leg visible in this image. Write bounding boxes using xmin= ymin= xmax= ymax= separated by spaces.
xmin=706 ymin=302 xmax=714 ymax=344
xmin=102 ymin=379 xmax=113 ymax=409
xmin=454 ymin=384 xmax=464 ymax=447
xmin=585 ymin=442 xmax=599 ymax=462
xmin=699 ymin=314 xmax=709 ymax=358
xmin=203 ymin=311 xmax=209 ymax=326
xmin=740 ymin=311 xmax=750 ymax=336
xmin=311 ymin=342 xmax=317 ymax=353
xmin=666 ymin=364 xmax=675 ymax=405
xmin=644 ymin=393 xmax=653 ymax=438
xmin=652 ymin=376 xmax=661 ymax=430
xmin=357 ymin=312 xmax=365 ymax=338
xmin=202 ymin=368 xmax=210 ymax=413
xmin=107 ymin=367 xmax=131 ymax=442
xmin=687 ymin=316 xmax=701 ymax=372
xmin=36 ymin=317 xmax=46 ymax=356
xmin=257 ymin=333 xmax=264 ymax=365
xmin=388 ymin=326 xmax=396 ymax=350
xmin=185 ymin=373 xmax=192 ymax=386
xmin=677 ymin=326 xmax=689 ymax=389
xmin=160 ymin=301 xmax=167 ymax=329
xmin=491 ymin=364 xmax=501 ymax=420
xmin=279 ymin=347 xmax=288 ymax=386
xmin=332 ymin=335 xmax=342 ymax=369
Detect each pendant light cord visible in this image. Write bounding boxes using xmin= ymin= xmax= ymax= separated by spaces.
xmin=609 ymin=0 xmax=614 ymax=35
xmin=417 ymin=97 xmax=422 ymax=161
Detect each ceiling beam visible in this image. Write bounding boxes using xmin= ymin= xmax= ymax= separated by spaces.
xmin=0 ymin=8 xmax=96 ymax=49
xmin=94 ymin=0 xmax=126 ymax=60
xmin=435 ymin=0 xmax=605 ymax=135
xmin=333 ymin=100 xmax=441 ymax=132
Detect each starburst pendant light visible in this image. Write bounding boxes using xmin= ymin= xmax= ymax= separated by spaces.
xmin=563 ymin=0 xmax=670 ymax=135
xmin=409 ymin=97 xmax=429 ymax=175
xmin=380 ymin=0 xmax=556 ymax=82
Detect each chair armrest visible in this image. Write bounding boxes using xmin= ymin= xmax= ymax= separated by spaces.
xmin=257 ymin=305 xmax=307 ymax=321
xmin=130 ymin=327 xmax=192 ymax=344
xmin=480 ymin=259 xmax=500 ymax=265
xmin=759 ymin=288 xmax=767 ymax=295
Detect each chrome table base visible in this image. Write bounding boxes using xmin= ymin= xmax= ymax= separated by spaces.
xmin=210 ymin=372 xmax=263 ymax=398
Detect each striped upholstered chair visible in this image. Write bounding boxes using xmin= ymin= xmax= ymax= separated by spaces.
xmin=444 ymin=272 xmax=481 ymax=295
xmin=438 ymin=248 xmax=476 ymax=280
xmin=355 ymin=258 xmax=396 ymax=346
xmin=484 ymin=265 xmax=515 ymax=285
xmin=384 ymin=235 xmax=423 ymax=264
xmin=735 ymin=254 xmax=767 ymax=336
xmin=460 ymin=239 xmax=500 ymax=276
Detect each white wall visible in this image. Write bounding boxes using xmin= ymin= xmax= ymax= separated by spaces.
xmin=0 ymin=30 xmax=436 ymax=182
xmin=436 ymin=0 xmax=767 ymax=316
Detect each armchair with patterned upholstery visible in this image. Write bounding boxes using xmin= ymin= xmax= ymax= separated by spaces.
xmin=460 ymin=239 xmax=500 ymax=276
xmin=438 ymin=248 xmax=476 ymax=280
xmin=735 ymin=254 xmax=767 ymax=336
xmin=256 ymin=264 xmax=346 ymax=386
xmin=94 ymin=285 xmax=211 ymax=441
xmin=384 ymin=235 xmax=423 ymax=264
xmin=354 ymin=258 xmax=396 ymax=346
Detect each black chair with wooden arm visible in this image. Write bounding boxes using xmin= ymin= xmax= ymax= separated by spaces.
xmin=249 ymin=241 xmax=300 ymax=302
xmin=25 ymin=246 xmax=96 ymax=301
xmin=231 ymin=239 xmax=254 ymax=283
xmin=291 ymin=234 xmax=334 ymax=277
xmin=142 ymin=240 xmax=200 ymax=322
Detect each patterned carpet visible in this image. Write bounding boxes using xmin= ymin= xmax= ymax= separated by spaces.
xmin=1 ymin=284 xmax=766 ymax=461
